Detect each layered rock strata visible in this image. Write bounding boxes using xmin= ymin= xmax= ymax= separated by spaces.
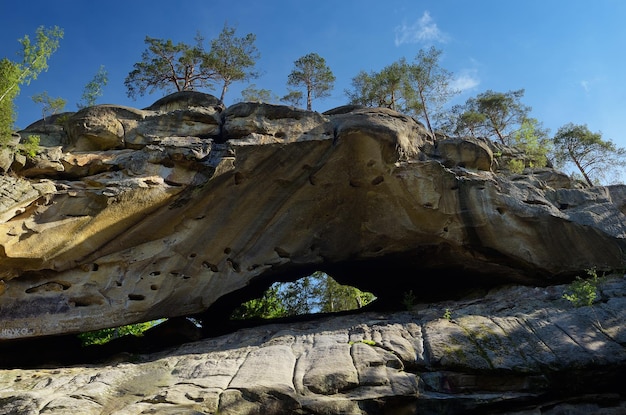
xmin=0 ymin=91 xmax=625 ymax=339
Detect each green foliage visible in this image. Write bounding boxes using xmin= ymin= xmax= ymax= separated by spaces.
xmin=280 ymin=90 xmax=303 ymax=107
xmin=511 ymin=117 xmax=552 ymax=168
xmin=443 ymin=308 xmax=452 ymax=321
xmin=507 ymin=159 xmax=525 ymax=174
xmin=0 ymin=26 xmax=64 ymax=104
xmin=232 ymin=272 xmax=375 ymax=320
xmin=0 ymin=59 xmax=20 ymax=145
xmin=346 ymin=59 xmax=409 ymax=110
xmin=238 ymin=84 xmax=278 ymax=103
xmin=125 ymin=25 xmax=259 ymax=102
xmin=447 ymin=89 xmax=531 ymax=145
xmin=78 ymin=65 xmax=108 ymax=109
xmin=285 ymin=53 xmax=335 ymax=110
xmin=125 ymin=35 xmax=206 ymax=98
xmin=562 ymin=268 xmax=601 ymax=308
xmin=208 ymin=24 xmax=260 ymax=101
xmin=32 ymin=91 xmax=66 ymax=121
xmin=77 ymin=320 xmax=163 ymax=346
xmin=405 ymin=46 xmax=460 ymax=135
xmin=346 ymin=47 xmax=459 ymax=135
xmin=552 ymin=123 xmax=626 ymax=186
xmin=231 ymin=285 xmax=287 ymax=320
xmin=319 ymin=273 xmax=376 ymax=313
xmin=19 ymin=134 xmax=40 ymax=158
xmin=0 ymin=26 xmax=63 ymax=145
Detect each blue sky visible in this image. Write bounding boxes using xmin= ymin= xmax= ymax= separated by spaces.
xmin=2 ymin=0 xmax=625 ymax=156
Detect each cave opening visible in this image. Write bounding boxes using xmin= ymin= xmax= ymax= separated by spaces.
xmin=229 ymin=271 xmax=377 ymax=321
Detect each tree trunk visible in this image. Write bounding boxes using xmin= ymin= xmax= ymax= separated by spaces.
xmin=306 ymin=87 xmax=312 ymax=111
xmin=570 ymin=151 xmax=594 ymax=186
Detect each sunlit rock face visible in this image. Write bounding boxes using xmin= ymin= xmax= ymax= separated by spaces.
xmin=1 ymin=91 xmax=625 ymax=339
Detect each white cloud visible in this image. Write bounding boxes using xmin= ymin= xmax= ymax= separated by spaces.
xmin=450 ymin=70 xmax=480 ymax=92
xmin=394 ymin=11 xmax=449 ymax=46
xmin=580 ymin=80 xmax=590 ymax=92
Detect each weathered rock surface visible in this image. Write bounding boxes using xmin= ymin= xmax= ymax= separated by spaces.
xmin=2 ymin=91 xmax=626 ymax=414
xmin=1 ymin=91 xmax=626 ymax=340
xmin=1 ymin=275 xmax=625 ymax=414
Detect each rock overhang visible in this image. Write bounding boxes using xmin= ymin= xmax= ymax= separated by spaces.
xmin=1 ymin=91 xmax=625 ymax=340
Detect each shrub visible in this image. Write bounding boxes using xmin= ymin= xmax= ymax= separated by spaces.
xmin=562 ymin=268 xmax=601 ymax=307
xmin=20 ymin=134 xmax=40 ymax=158
xmin=77 ymin=320 xmax=163 ymax=346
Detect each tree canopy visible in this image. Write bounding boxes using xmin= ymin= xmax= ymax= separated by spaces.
xmin=552 ymin=123 xmax=626 ymax=186
xmin=124 ymin=25 xmax=259 ymax=102
xmin=0 ymin=26 xmax=63 ymax=144
xmin=346 ymin=59 xmax=409 ymax=111
xmin=232 ymin=272 xmax=375 ymax=320
xmin=208 ymin=25 xmax=260 ymax=101
xmin=32 ymin=91 xmax=66 ymax=122
xmin=124 ymin=35 xmax=212 ymax=99
xmin=283 ymin=53 xmax=335 ymax=110
xmin=238 ymin=84 xmax=279 ymax=103
xmin=0 ymin=59 xmax=20 ymax=141
xmin=446 ymin=89 xmax=531 ymax=146
xmin=2 ymin=24 xmax=624 ymax=185
xmin=0 ymin=25 xmax=64 ymax=104
xmin=346 ymin=47 xmax=458 ymax=135
xmin=78 ymin=65 xmax=108 ymax=109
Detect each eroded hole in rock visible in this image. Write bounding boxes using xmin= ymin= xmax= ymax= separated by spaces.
xmin=25 ymin=281 xmax=71 ymax=293
xmin=128 ymin=294 xmax=145 ymax=301
xmin=227 ymin=258 xmax=241 ymax=272
xmin=71 ymin=295 xmax=104 ymax=307
xmin=202 ymin=261 xmax=219 ymax=272
xmin=229 ymin=271 xmax=376 ymax=321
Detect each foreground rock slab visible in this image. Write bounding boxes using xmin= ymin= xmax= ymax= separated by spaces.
xmin=1 ymin=276 xmax=625 ymax=414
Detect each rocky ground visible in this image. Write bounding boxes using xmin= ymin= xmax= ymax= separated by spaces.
xmin=1 ymin=274 xmax=625 ymax=414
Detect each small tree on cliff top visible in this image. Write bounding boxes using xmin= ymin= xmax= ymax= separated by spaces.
xmin=346 ymin=47 xmax=459 ymax=135
xmin=284 ymin=53 xmax=335 ymax=110
xmin=208 ymin=24 xmax=260 ymax=101
xmin=78 ymin=65 xmax=108 ymax=109
xmin=448 ymin=89 xmax=531 ymax=146
xmin=124 ymin=25 xmax=259 ymax=102
xmin=552 ymin=123 xmax=626 ymax=186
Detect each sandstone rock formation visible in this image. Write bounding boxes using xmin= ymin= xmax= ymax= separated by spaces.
xmin=1 ymin=91 xmax=625 ymax=340
xmin=1 ymin=275 xmax=625 ymax=414
xmin=2 ymin=91 xmax=626 ymax=414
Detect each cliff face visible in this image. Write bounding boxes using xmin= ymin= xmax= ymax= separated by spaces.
xmin=1 ymin=91 xmax=625 ymax=340
xmin=0 ymin=91 xmax=625 ymax=413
